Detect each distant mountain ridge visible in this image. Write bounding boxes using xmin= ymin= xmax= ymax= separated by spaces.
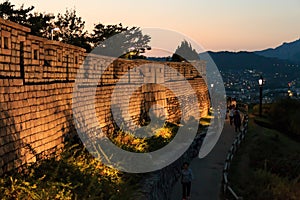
xmin=255 ymin=38 xmax=300 ymax=63
xmin=199 ymin=51 xmax=293 ymax=73
xmin=197 ymin=38 xmax=300 ymax=73
xmin=150 ymin=38 xmax=300 ymax=74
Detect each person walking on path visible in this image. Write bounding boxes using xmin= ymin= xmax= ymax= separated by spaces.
xmin=229 ymin=106 xmax=235 ymax=125
xmin=181 ymin=162 xmax=194 ymax=200
xmin=233 ymin=110 xmax=241 ymax=132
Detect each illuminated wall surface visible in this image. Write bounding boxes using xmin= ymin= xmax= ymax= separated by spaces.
xmin=0 ymin=18 xmax=209 ymax=174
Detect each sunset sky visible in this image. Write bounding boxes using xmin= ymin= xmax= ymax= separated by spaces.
xmin=8 ymin=0 xmax=300 ymax=52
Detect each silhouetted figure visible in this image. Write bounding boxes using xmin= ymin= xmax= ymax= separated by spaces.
xmin=181 ymin=162 xmax=193 ymax=200
xmin=233 ymin=110 xmax=241 ymax=132
xmin=229 ymin=106 xmax=235 ymax=125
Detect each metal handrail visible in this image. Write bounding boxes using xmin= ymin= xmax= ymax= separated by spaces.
xmin=222 ymin=114 xmax=248 ymax=200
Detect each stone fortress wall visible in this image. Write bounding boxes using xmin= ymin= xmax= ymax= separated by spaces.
xmin=0 ymin=17 xmax=209 ymax=174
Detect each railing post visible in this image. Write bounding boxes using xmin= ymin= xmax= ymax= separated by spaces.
xmin=222 ymin=114 xmax=248 ymax=200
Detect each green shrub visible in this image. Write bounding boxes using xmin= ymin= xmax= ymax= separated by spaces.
xmin=0 ymin=144 xmax=138 ymax=200
xmin=109 ymin=122 xmax=179 ymax=153
xmin=243 ymin=169 xmax=300 ymax=200
xmin=269 ymin=99 xmax=300 ymax=138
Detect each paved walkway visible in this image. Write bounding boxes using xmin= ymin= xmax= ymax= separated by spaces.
xmin=170 ymin=119 xmax=237 ymax=200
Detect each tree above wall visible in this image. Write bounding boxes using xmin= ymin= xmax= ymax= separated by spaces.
xmin=172 ymin=40 xmax=199 ymax=62
xmin=53 ymin=9 xmax=91 ymax=51
xmin=0 ymin=1 xmax=151 ymax=54
xmin=0 ymin=0 xmax=34 ymax=25
xmin=91 ymin=25 xmax=151 ymax=57
xmin=0 ymin=1 xmax=54 ymax=37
